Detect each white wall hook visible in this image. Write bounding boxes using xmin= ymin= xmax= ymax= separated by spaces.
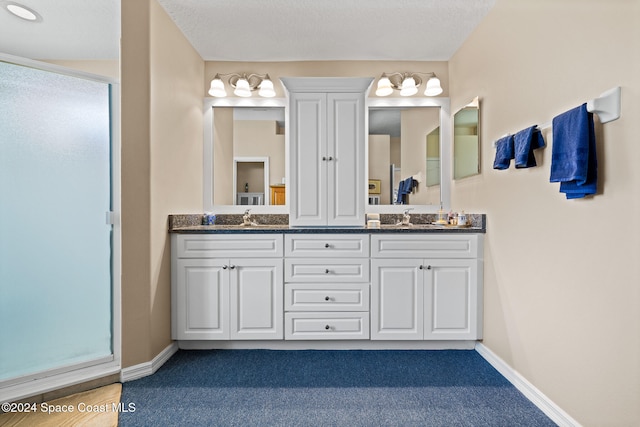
xmin=586 ymin=86 xmax=621 ymax=124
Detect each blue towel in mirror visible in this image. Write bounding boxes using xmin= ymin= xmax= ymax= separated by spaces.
xmin=514 ymin=126 xmax=545 ymax=168
xmin=493 ymin=135 xmax=514 ymax=170
xmin=550 ymin=104 xmax=597 ymax=199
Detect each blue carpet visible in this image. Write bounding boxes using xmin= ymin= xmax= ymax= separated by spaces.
xmin=119 ymin=350 xmax=556 ymax=426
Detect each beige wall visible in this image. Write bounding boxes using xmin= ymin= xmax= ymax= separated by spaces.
xmin=449 ymin=0 xmax=640 ymax=425
xmin=213 ymin=108 xmax=234 ymax=205
xmin=45 ymin=60 xmax=119 ymax=81
xmin=401 ymin=108 xmax=440 ymax=205
xmin=368 ymin=135 xmax=391 ymax=204
xmin=121 ymin=0 xmax=203 ymax=367
xmin=234 ymin=120 xmax=286 ymax=190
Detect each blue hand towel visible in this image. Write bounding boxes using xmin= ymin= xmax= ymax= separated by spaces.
xmin=550 ymin=104 xmax=597 ymax=199
xmin=397 ymin=180 xmax=406 ymax=204
xmin=493 ymin=135 xmax=514 ymax=170
xmin=514 ymin=126 xmax=546 ymax=168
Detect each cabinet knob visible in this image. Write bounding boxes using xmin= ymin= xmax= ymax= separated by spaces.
xmin=325 ymin=269 xmax=330 ymax=274
xmin=322 ymin=156 xmax=327 ymax=161
xmin=324 ymin=243 xmax=330 ymax=248
xmin=223 ymin=265 xmax=228 ymax=270
xmin=419 ymin=265 xmax=423 ymax=270
xmin=328 ymin=156 xmax=334 ymax=161
xmin=325 ymin=325 xmax=330 ymax=330
xmin=324 ymin=296 xmax=330 ymax=301
xmin=230 ymin=265 xmax=236 ymax=270
xmin=427 ymin=265 xmax=431 ymax=270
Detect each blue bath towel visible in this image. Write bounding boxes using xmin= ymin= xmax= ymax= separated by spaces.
xmin=493 ymin=135 xmax=514 ymax=170
xmin=514 ymin=126 xmax=545 ymax=168
xmin=550 ymin=104 xmax=597 ymax=199
xmin=397 ymin=177 xmax=416 ymax=204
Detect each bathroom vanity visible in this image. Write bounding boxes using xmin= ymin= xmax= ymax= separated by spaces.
xmin=170 ymin=218 xmax=484 ymax=349
xmin=180 ymin=77 xmax=482 ymax=349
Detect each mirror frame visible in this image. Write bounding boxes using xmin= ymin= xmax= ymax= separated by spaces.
xmin=453 ymin=96 xmax=480 ymax=181
xmin=203 ymin=97 xmax=288 ymax=213
xmin=203 ymin=96 xmax=451 ymax=214
xmin=366 ymin=97 xmax=451 ymax=213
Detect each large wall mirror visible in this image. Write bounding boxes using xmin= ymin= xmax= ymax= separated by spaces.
xmin=453 ymin=97 xmax=480 ymax=180
xmin=367 ymin=98 xmax=451 ymax=213
xmin=203 ymin=98 xmax=288 ymax=213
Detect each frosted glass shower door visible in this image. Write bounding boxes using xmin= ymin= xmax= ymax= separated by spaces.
xmin=0 ymin=61 xmax=114 ymax=382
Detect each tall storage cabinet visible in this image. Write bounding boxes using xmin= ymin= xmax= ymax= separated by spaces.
xmin=282 ymin=78 xmax=373 ymax=227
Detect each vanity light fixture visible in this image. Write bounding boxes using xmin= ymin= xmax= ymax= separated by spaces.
xmin=5 ymin=2 xmax=41 ymax=21
xmin=208 ymin=73 xmax=276 ymax=98
xmin=375 ymin=72 xmax=443 ymax=97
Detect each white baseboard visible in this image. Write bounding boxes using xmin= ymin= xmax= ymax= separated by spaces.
xmin=177 ymin=340 xmax=477 ymax=351
xmin=120 ymin=342 xmax=178 ymax=383
xmin=475 ymin=343 xmax=582 ymax=427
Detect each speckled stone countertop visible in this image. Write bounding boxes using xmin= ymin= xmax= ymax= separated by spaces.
xmin=168 ymin=213 xmax=486 ymax=234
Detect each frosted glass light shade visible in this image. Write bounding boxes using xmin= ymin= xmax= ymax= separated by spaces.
xmin=400 ymin=76 xmax=418 ymax=96
xmin=375 ymin=76 xmax=393 ymax=97
xmin=6 ymin=4 xmax=38 ymax=21
xmin=208 ymin=77 xmax=227 ymax=97
xmin=234 ymin=78 xmax=252 ymax=97
xmin=424 ymin=76 xmax=443 ymax=96
xmin=258 ymin=78 xmax=276 ymax=97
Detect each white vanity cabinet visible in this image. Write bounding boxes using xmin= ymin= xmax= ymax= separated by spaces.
xmin=370 ymin=234 xmax=483 ymax=341
xmin=283 ymin=234 xmax=370 ymax=339
xmin=283 ymin=78 xmax=372 ymax=227
xmin=171 ymin=234 xmax=284 ymax=341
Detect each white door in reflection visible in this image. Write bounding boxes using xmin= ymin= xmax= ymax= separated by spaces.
xmin=0 ymin=61 xmax=113 ymax=381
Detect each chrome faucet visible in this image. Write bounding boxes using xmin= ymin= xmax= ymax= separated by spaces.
xmin=242 ymin=209 xmax=257 ymax=226
xmin=397 ymin=208 xmax=413 ymax=226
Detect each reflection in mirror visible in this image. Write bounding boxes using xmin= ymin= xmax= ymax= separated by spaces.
xmin=454 ymin=97 xmax=480 ymax=180
xmin=212 ymin=107 xmax=285 ymax=206
xmin=426 ymin=127 xmax=440 ymax=186
xmin=368 ymin=107 xmax=440 ymax=205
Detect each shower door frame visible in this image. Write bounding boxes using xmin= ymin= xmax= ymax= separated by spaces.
xmin=0 ymin=53 xmax=121 ymax=402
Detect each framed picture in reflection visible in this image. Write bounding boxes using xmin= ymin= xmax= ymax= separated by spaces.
xmin=368 ymin=179 xmax=381 ymax=194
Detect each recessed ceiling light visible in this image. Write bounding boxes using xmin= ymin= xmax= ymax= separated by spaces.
xmin=6 ymin=3 xmax=41 ymax=22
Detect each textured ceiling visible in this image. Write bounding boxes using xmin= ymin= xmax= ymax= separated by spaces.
xmin=0 ymin=0 xmax=494 ymax=62
xmin=0 ymin=0 xmax=120 ymax=60
xmin=157 ymin=0 xmax=496 ymax=61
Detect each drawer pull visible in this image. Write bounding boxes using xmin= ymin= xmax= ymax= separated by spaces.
xmin=325 ymin=243 xmax=330 ymax=248
xmin=324 ymin=296 xmax=330 ymax=301
xmin=325 ymin=325 xmax=330 ymax=330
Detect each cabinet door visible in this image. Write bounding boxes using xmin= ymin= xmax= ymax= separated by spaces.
xmin=173 ymin=259 xmax=229 ymax=340
xmin=370 ymin=259 xmax=423 ymax=340
xmin=229 ymin=258 xmax=283 ymax=340
xmin=327 ymin=92 xmax=366 ymax=226
xmin=289 ymin=93 xmax=327 ymax=226
xmin=423 ymin=259 xmax=481 ymax=340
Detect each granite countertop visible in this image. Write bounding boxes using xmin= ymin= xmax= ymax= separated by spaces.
xmin=168 ymin=214 xmax=486 ymax=234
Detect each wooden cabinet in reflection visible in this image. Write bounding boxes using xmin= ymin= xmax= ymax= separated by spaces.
xmin=270 ymin=184 xmax=286 ymax=205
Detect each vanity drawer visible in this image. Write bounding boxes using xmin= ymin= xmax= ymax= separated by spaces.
xmin=371 ymin=234 xmax=481 ymax=259
xmin=285 ymin=283 xmax=369 ymax=311
xmin=284 ymin=312 xmax=370 ymax=340
xmin=285 ymin=234 xmax=369 ymax=258
xmin=174 ymin=234 xmax=283 ymax=258
xmin=285 ymin=259 xmax=369 ymax=283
